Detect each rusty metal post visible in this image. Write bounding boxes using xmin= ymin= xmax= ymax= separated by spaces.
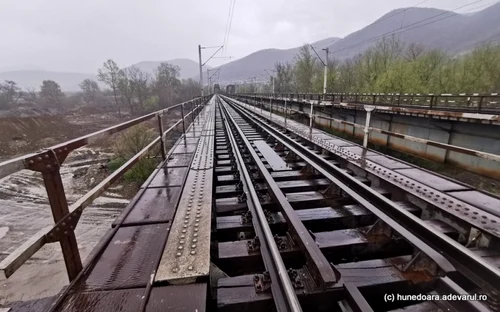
xmin=191 ymin=101 xmax=195 ymax=123
xmin=270 ymin=96 xmax=272 ymax=121
xmin=180 ymin=103 xmax=186 ymax=134
xmin=309 ymin=102 xmax=314 ymax=139
xmin=284 ymin=99 xmax=287 ymax=129
xmin=26 ymin=150 xmax=83 ymax=281
xmin=157 ymin=114 xmax=166 ymax=160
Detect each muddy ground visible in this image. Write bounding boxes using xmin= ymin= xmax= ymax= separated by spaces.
xmin=0 ymin=109 xmax=181 ymax=306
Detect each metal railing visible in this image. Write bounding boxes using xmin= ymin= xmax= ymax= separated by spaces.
xmin=239 ymin=92 xmax=500 ymax=113
xmin=239 ymin=97 xmax=500 ymax=165
xmin=0 ymin=95 xmax=211 ymax=281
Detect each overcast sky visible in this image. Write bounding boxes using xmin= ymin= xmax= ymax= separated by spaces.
xmin=0 ymin=0 xmax=492 ymax=73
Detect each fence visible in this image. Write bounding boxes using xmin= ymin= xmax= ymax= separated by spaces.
xmin=0 ymin=95 xmax=210 ymax=281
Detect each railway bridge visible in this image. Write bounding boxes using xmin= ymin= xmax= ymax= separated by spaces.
xmin=0 ymin=92 xmax=500 ymax=311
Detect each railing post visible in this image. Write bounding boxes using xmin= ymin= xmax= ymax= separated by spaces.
xmin=309 ymin=103 xmax=314 ymax=139
xmin=191 ymin=101 xmax=195 ymax=123
xmin=363 ymin=106 xmax=376 ymax=148
xmin=270 ymin=96 xmax=273 ymax=120
xmin=157 ymin=114 xmax=166 ymax=160
xmin=26 ymin=150 xmax=82 ymax=281
xmin=284 ymin=99 xmax=287 ymax=129
xmin=479 ymin=96 xmax=484 ymax=112
xmin=180 ymin=103 xmax=186 ymax=134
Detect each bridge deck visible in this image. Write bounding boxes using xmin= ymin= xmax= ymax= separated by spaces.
xmin=44 ymin=99 xmax=216 ymax=312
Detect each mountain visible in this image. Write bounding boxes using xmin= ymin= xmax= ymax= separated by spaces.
xmin=211 ymin=3 xmax=500 ymax=83
xmin=208 ymin=37 xmax=339 ymax=83
xmin=324 ymin=3 xmax=500 ymax=59
xmin=129 ymin=58 xmax=206 ymax=80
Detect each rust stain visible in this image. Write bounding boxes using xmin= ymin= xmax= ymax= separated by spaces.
xmin=400 ymin=270 xmax=435 ymax=284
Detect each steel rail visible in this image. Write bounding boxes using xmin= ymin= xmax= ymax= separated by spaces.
xmin=44 ymin=100 xmax=209 ymax=312
xmin=242 ymin=97 xmax=500 ymax=232
xmin=218 ymin=97 xmax=302 ymax=312
xmin=220 ymin=97 xmax=376 ymax=312
xmin=223 ymin=95 xmax=500 ymax=296
xmin=219 ymin=97 xmax=339 ymax=287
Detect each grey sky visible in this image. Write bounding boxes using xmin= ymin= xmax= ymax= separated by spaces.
xmin=0 ymin=0 xmax=491 ymax=73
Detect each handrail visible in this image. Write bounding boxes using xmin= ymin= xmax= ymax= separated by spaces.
xmin=237 ymin=92 xmax=500 ymax=113
xmin=262 ymin=104 xmax=500 ymax=164
xmin=0 ymin=95 xmax=211 ymax=281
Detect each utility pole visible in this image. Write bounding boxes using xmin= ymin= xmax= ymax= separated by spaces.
xmin=310 ymin=45 xmax=328 ymax=95
xmin=198 ymin=44 xmax=224 ymax=97
xmin=322 ymin=48 xmax=329 ymax=94
xmin=198 ymin=45 xmax=203 ymax=96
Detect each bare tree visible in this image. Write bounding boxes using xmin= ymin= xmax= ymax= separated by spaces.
xmin=405 ymin=43 xmax=425 ymax=61
xmin=98 ymin=59 xmax=122 ymax=117
xmin=0 ymin=80 xmax=22 ymax=109
xmin=79 ymin=79 xmax=101 ymax=106
xmin=154 ymin=63 xmax=181 ymax=108
xmin=40 ymin=80 xmax=63 ymax=107
xmin=128 ymin=67 xmax=150 ymax=113
xmin=117 ymin=69 xmax=136 ymax=114
xmin=25 ymin=87 xmax=37 ymax=104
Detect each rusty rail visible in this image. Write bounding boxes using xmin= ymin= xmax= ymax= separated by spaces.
xmin=239 ymin=92 xmax=500 ymax=113
xmin=0 ymin=95 xmax=210 ymax=281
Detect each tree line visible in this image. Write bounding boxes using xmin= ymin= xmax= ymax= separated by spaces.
xmin=0 ymin=60 xmax=200 ymax=115
xmin=240 ymin=37 xmax=500 ymax=94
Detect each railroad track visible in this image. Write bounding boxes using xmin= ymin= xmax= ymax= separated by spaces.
xmin=5 ymin=94 xmax=500 ymax=312
xmin=212 ymin=94 xmax=498 ymax=312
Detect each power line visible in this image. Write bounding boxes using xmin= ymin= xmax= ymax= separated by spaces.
xmin=330 ymin=0 xmax=484 ymax=55
xmin=222 ymin=0 xmax=233 ymax=53
xmin=222 ymin=0 xmax=236 ymax=55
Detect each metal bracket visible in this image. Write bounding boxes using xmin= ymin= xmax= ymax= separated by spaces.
xmin=254 ymin=271 xmax=272 ymax=293
xmin=45 ymin=207 xmax=83 ymax=243
xmin=237 ymin=192 xmax=247 ymax=203
xmin=241 ymin=210 xmax=253 ymax=225
xmin=274 ymin=234 xmax=288 ymax=250
xmin=235 ymin=180 xmax=243 ymax=191
xmin=285 ymin=151 xmax=298 ymax=162
xmin=300 ymin=164 xmax=316 ymax=174
xmin=247 ymin=236 xmax=261 ymax=252
xmin=287 ymin=268 xmax=304 ymax=289
xmin=264 ymin=209 xmax=274 ymax=223
xmin=395 ymin=251 xmax=438 ymax=276
xmin=274 ymin=142 xmax=285 ymax=152
xmin=365 ymin=219 xmax=392 ymax=237
xmin=25 ymin=148 xmax=69 ymax=173
xmin=321 ymin=183 xmax=343 ymax=198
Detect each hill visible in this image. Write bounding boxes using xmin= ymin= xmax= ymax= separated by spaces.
xmin=212 ymin=3 xmax=500 ymax=83
xmin=208 ymin=37 xmax=339 ymax=83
